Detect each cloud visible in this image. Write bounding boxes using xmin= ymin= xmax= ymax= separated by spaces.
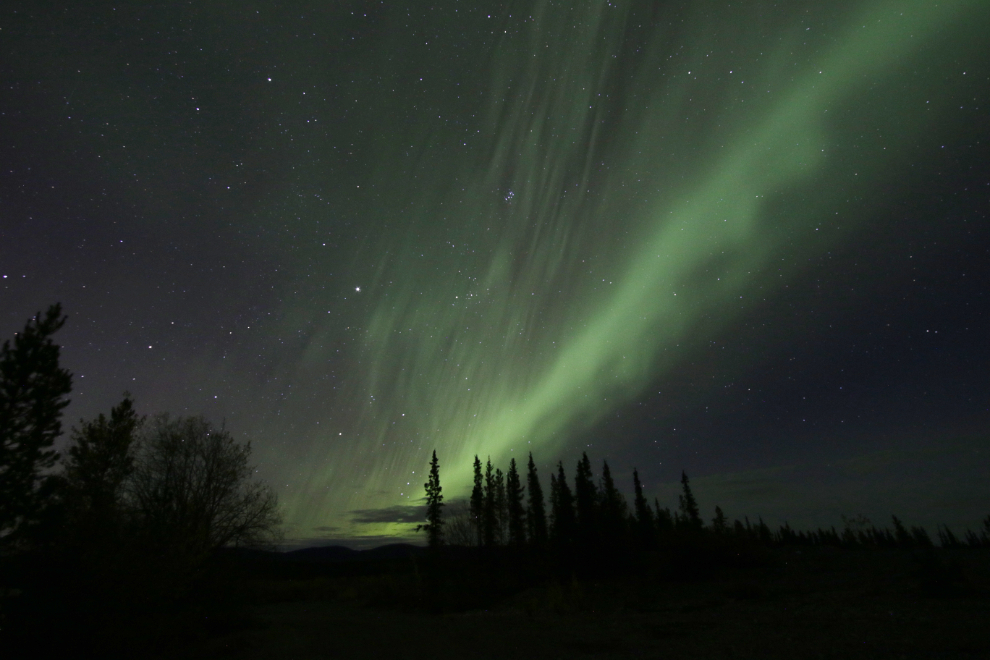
xmin=350 ymin=505 xmax=425 ymax=524
xmin=282 ymin=534 xmax=423 ymax=552
xmin=313 ymin=525 xmax=340 ymax=532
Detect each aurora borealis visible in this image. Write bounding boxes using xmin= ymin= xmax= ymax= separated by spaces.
xmin=2 ymin=1 xmax=988 ymax=547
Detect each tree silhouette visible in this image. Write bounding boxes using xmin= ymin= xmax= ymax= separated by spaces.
xmin=632 ymin=469 xmax=655 ymax=549
xmin=130 ymin=414 xmax=282 ymax=559
xmin=506 ymin=458 xmax=526 ymax=547
xmin=549 ymin=462 xmax=575 ymax=551
xmin=756 ymin=517 xmax=772 ymax=544
xmin=938 ymin=525 xmax=961 ymax=548
xmin=965 ymin=525 xmax=986 ymax=548
xmin=63 ymin=394 xmax=142 ymax=517
xmin=483 ymin=457 xmax=496 ymax=547
xmin=470 ymin=455 xmax=484 ymax=546
xmin=911 ymin=524 xmax=934 ymax=548
xmin=654 ymin=498 xmax=673 ymax=536
xmin=419 ymin=449 xmax=444 ymax=548
xmin=598 ymin=460 xmax=627 ymax=547
xmin=892 ymin=515 xmax=912 ymax=547
xmin=711 ymin=505 xmax=727 ymax=534
xmin=526 ymin=453 xmax=548 ymax=548
xmin=61 ymin=394 xmax=142 ymax=552
xmin=440 ymin=501 xmax=476 ymax=547
xmin=0 ymin=304 xmax=73 ymax=546
xmin=678 ymin=470 xmax=702 ymax=530
xmin=494 ymin=467 xmax=507 ymax=545
xmin=574 ymin=452 xmax=598 ymax=547
xmin=56 ymin=396 xmax=145 ymax=614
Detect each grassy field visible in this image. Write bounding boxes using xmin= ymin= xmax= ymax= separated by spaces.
xmin=156 ymin=547 xmax=990 ymax=660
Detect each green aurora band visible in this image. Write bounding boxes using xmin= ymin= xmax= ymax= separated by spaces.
xmin=272 ymin=0 xmax=985 ymax=540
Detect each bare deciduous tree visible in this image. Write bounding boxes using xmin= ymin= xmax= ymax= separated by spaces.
xmin=129 ymin=414 xmax=282 ymax=558
xmin=442 ymin=500 xmax=477 ymax=547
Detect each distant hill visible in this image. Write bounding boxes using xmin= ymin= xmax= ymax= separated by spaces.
xmin=283 ymin=545 xmax=359 ymax=562
xmin=282 ymin=543 xmax=425 ymax=563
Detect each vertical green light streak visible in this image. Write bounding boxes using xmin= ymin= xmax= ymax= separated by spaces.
xmin=280 ymin=0 xmax=981 ymax=538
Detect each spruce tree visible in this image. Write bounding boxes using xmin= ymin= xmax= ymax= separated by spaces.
xmin=483 ymin=457 xmax=496 ymax=547
xmin=494 ymin=467 xmax=507 ymax=545
xmin=654 ymin=498 xmax=673 ymax=536
xmin=598 ymin=460 xmax=626 ymax=547
xmin=526 ymin=452 xmax=548 ymax=547
xmin=549 ymin=462 xmax=575 ymax=550
xmin=911 ymin=525 xmax=933 ymax=548
xmin=891 ymin=515 xmax=912 ymax=548
xmin=711 ymin=506 xmax=727 ymax=534
xmin=678 ymin=470 xmax=702 ymax=530
xmin=550 ymin=472 xmax=559 ymax=546
xmin=965 ymin=528 xmax=984 ymax=548
xmin=63 ymin=394 xmax=142 ymax=515
xmin=54 ymin=395 xmax=143 ymax=614
xmin=62 ymin=394 xmax=142 ymax=554
xmin=0 ymin=304 xmax=73 ymax=545
xmin=632 ymin=469 xmax=654 ymax=548
xmin=757 ymin=517 xmax=772 ymax=545
xmin=938 ymin=525 xmax=961 ymax=548
xmin=574 ymin=452 xmax=598 ymax=546
xmin=419 ymin=450 xmax=444 ymax=548
xmin=506 ymin=458 xmax=526 ymax=547
xmin=470 ymin=455 xmax=484 ymax=546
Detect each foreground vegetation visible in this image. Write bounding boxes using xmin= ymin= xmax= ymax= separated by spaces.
xmin=0 ymin=306 xmax=281 ymax=657
xmin=188 ymin=544 xmax=990 ymax=660
xmin=3 ymin=305 xmax=988 ymax=658
xmin=420 ymin=449 xmax=990 ymax=561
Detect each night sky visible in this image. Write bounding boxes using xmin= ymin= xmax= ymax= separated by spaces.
xmin=2 ymin=0 xmax=988 ymax=548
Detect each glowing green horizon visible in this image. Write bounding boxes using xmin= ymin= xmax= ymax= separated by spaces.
xmin=265 ymin=0 xmax=982 ymax=541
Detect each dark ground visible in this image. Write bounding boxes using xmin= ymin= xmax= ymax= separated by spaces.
xmin=140 ymin=546 xmax=990 ymax=660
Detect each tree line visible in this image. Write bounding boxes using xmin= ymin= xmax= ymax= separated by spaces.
xmin=419 ymin=450 xmax=990 ymax=558
xmin=1 ymin=305 xmax=282 ymax=651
